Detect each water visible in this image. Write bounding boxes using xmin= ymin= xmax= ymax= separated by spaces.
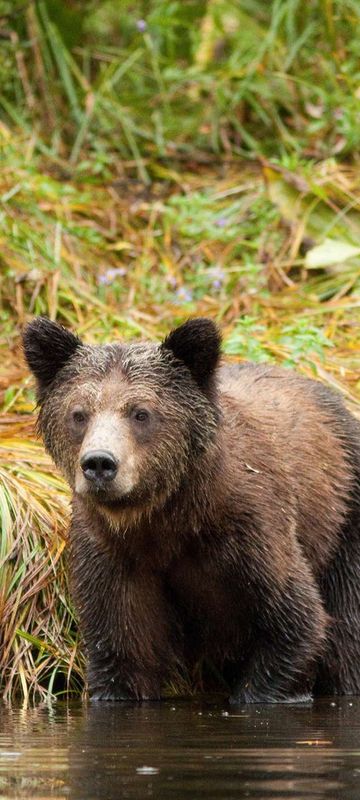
xmin=1 ymin=698 xmax=360 ymax=799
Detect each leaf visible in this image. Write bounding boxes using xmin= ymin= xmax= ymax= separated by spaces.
xmin=305 ymin=239 xmax=360 ymax=269
xmin=16 ymin=629 xmax=61 ymax=658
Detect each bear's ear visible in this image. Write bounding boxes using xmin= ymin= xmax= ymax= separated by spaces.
xmin=23 ymin=317 xmax=81 ymax=399
xmin=161 ymin=318 xmax=221 ymax=390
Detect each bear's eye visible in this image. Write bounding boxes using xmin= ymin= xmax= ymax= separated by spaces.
xmin=72 ymin=409 xmax=87 ymax=425
xmin=133 ymin=409 xmax=150 ymax=423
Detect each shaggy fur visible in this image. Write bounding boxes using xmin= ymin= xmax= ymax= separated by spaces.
xmin=23 ymin=316 xmax=360 ymax=702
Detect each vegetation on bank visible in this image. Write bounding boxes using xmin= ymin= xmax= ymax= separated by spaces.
xmin=0 ymin=0 xmax=359 ymax=700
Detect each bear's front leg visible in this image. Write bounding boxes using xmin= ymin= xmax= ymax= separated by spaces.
xmin=69 ymin=525 xmax=179 ymax=701
xmin=230 ymin=550 xmax=328 ymax=704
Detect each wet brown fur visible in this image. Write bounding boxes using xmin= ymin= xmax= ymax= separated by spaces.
xmin=23 ymin=317 xmax=360 ymax=702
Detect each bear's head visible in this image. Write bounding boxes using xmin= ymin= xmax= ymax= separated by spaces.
xmin=23 ymin=317 xmax=221 ymax=521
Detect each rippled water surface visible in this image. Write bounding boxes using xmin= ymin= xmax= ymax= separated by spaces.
xmin=2 ymin=698 xmax=360 ymax=798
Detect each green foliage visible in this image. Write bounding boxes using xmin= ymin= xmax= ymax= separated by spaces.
xmin=223 ymin=316 xmax=333 ymax=369
xmin=223 ymin=317 xmax=271 ymax=361
xmin=166 ymin=193 xmax=245 ymax=243
xmin=279 ymin=319 xmax=333 ymax=369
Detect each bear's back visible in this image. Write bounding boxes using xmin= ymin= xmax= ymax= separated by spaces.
xmin=217 ymin=362 xmax=358 ymax=573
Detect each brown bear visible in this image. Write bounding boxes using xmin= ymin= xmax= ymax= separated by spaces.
xmin=23 ymin=316 xmax=360 ymax=703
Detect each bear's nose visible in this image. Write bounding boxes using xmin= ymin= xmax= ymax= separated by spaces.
xmin=80 ymin=450 xmax=118 ymax=483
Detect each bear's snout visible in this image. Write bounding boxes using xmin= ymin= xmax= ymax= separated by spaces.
xmin=75 ymin=412 xmax=139 ymax=502
xmin=80 ymin=450 xmax=118 ymax=486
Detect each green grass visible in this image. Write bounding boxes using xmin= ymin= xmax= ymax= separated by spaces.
xmin=0 ymin=0 xmax=360 ymax=700
xmin=2 ymin=1 xmax=360 ymax=167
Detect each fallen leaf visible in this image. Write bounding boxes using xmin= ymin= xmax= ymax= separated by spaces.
xmin=305 ymin=239 xmax=360 ymax=269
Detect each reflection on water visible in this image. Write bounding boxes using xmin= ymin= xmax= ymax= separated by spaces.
xmin=1 ymin=698 xmax=360 ymax=798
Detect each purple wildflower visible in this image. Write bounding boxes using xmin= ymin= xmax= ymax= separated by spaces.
xmin=136 ymin=19 xmax=147 ymax=32
xmin=98 ymin=267 xmax=127 ymax=286
xmin=208 ymin=265 xmax=225 ymax=290
xmin=175 ymin=286 xmax=193 ymax=304
xmin=215 ymin=216 xmax=227 ymax=228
